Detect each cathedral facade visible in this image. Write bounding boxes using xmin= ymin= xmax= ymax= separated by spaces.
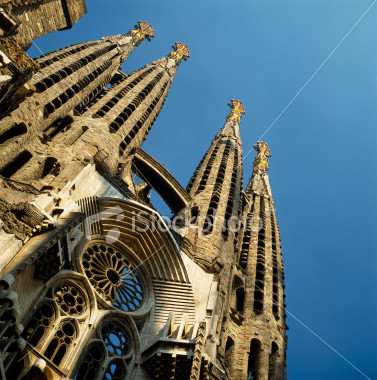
xmin=0 ymin=6 xmax=287 ymax=380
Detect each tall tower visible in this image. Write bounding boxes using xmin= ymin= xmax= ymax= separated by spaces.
xmin=184 ymin=99 xmax=245 ymax=270
xmin=224 ymin=141 xmax=287 ymax=379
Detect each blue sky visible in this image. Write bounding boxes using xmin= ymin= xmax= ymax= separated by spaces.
xmin=29 ymin=1 xmax=377 ymax=378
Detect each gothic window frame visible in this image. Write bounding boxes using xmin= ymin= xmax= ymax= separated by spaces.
xmin=71 ymin=315 xmax=139 ymax=380
xmin=21 ymin=274 xmax=94 ymax=371
xmin=43 ymin=318 xmax=78 ymax=367
xmin=21 ymin=299 xmax=58 ymax=349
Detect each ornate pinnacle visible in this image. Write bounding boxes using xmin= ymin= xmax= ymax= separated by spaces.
xmin=253 ymin=141 xmax=271 ymax=173
xmin=168 ymin=42 xmax=190 ymax=65
xmin=226 ymin=99 xmax=245 ymax=124
xmin=129 ymin=21 xmax=155 ymax=46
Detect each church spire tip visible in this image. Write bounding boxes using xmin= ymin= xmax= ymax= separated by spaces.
xmin=253 ymin=141 xmax=271 ymax=174
xmin=226 ymin=99 xmax=245 ymax=124
xmin=168 ymin=42 xmax=190 ymax=65
xmin=129 ymin=21 xmax=155 ymax=46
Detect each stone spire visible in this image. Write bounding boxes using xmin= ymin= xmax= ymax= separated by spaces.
xmin=102 ymin=21 xmax=155 ymax=62
xmin=227 ymin=141 xmax=287 ymax=379
xmin=150 ymin=42 xmax=190 ymax=80
xmin=183 ymin=100 xmax=244 ymax=269
xmin=0 ymin=22 xmax=155 ymax=176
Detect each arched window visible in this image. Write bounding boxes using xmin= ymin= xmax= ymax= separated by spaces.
xmin=0 ymin=122 xmax=27 ymax=145
xmin=22 ymin=281 xmax=88 ymax=369
xmin=53 ymin=282 xmax=87 ymax=316
xmin=224 ymin=337 xmax=235 ymax=367
xmin=236 ymin=287 xmax=245 ymax=313
xmin=74 ymin=321 xmax=133 ymax=380
xmin=101 ymin=322 xmax=131 ymax=356
xmin=22 ymin=302 xmax=55 ymax=347
xmin=248 ymin=339 xmax=261 ymax=380
xmin=103 ymin=360 xmax=126 ymax=380
xmin=230 ymin=275 xmax=245 ymax=314
xmin=75 ymin=342 xmax=106 ymax=380
xmin=190 ymin=206 xmax=199 ymax=224
xmin=41 ymin=157 xmax=58 ymax=178
xmin=0 ymin=150 xmax=32 ymax=178
xmin=44 ymin=320 xmax=77 ymax=366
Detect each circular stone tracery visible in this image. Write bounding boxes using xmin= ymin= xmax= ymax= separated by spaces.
xmin=53 ymin=283 xmax=86 ymax=315
xmin=82 ymin=243 xmax=144 ymax=311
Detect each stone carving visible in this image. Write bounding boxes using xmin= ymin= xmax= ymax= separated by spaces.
xmin=190 ymin=321 xmax=206 ymax=380
xmin=0 ymin=36 xmax=37 ymax=72
xmin=253 ymin=141 xmax=271 ymax=173
xmin=0 ymin=198 xmax=46 ymax=240
xmin=226 ymin=99 xmax=245 ymax=124
xmin=129 ymin=20 xmax=155 ymax=46
xmin=168 ymin=42 xmax=190 ymax=65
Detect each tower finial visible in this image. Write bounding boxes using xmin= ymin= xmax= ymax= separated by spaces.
xmin=253 ymin=141 xmax=271 ymax=173
xmin=168 ymin=42 xmax=190 ymax=65
xmin=226 ymin=99 xmax=245 ymax=124
xmin=129 ymin=21 xmax=155 ymax=46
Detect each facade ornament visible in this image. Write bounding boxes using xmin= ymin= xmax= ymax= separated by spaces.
xmin=253 ymin=141 xmax=271 ymax=173
xmin=129 ymin=21 xmax=155 ymax=46
xmin=168 ymin=42 xmax=190 ymax=65
xmin=226 ymin=99 xmax=245 ymax=124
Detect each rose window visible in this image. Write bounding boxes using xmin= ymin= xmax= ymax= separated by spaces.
xmin=53 ymin=283 xmax=86 ymax=315
xmin=82 ymin=243 xmax=144 ymax=311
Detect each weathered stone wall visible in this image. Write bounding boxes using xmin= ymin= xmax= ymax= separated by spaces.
xmin=65 ymin=0 xmax=87 ymax=26
xmin=3 ymin=0 xmax=87 ymax=50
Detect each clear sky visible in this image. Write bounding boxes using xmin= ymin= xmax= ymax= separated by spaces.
xmin=29 ymin=1 xmax=377 ymax=378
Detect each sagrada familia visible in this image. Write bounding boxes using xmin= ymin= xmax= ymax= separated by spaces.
xmin=0 ymin=1 xmax=287 ymax=379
